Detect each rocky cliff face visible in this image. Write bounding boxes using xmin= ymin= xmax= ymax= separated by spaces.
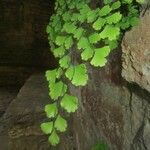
xmin=0 ymin=1 xmax=149 ymax=150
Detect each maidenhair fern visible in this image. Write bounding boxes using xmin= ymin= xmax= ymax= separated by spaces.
xmin=41 ymin=0 xmax=144 ymax=146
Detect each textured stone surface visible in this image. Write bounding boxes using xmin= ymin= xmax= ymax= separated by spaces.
xmin=0 ymin=54 xmax=149 ymax=150
xmin=0 ymin=73 xmax=51 ymax=150
xmin=0 ymin=87 xmax=19 ymax=117
xmin=122 ymin=10 xmax=150 ymax=92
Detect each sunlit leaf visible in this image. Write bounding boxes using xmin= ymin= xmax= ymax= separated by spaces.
xmin=99 ymin=5 xmax=112 ymax=16
xmin=87 ymin=10 xmax=99 ymax=23
xmin=54 ymin=115 xmax=67 ymax=132
xmin=73 ymin=64 xmax=88 ymax=86
xmin=77 ymin=37 xmax=90 ymax=50
xmin=53 ymin=46 xmax=66 ymax=58
xmin=65 ymin=64 xmax=88 ymax=86
xmin=111 ymin=1 xmax=121 ymax=10
xmin=55 ymin=36 xmax=66 ymax=46
xmin=136 ymin=0 xmax=145 ymax=4
xmin=73 ymin=28 xmax=85 ymax=40
xmin=61 ymin=94 xmax=78 ymax=113
xmin=63 ymin=22 xmax=77 ymax=34
xmin=41 ymin=122 xmax=53 ymax=134
xmin=45 ymin=103 xmax=58 ymax=118
xmin=65 ymin=36 xmax=73 ymax=49
xmin=100 ymin=25 xmax=120 ymax=41
xmin=106 ymin=12 xmax=122 ymax=24
xmin=104 ymin=0 xmax=112 ymax=4
xmin=93 ymin=18 xmax=106 ymax=31
xmin=81 ymin=47 xmax=94 ymax=61
xmin=89 ymin=33 xmax=101 ymax=44
xmin=91 ymin=46 xmax=110 ymax=67
xmin=46 ymin=69 xmax=57 ymax=83
xmin=48 ymin=130 xmax=60 ymax=146
xmin=49 ymin=81 xmax=67 ymax=100
xmin=59 ymin=55 xmax=71 ymax=69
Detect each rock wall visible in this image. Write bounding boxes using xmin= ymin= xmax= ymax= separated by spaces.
xmin=0 ymin=1 xmax=149 ymax=150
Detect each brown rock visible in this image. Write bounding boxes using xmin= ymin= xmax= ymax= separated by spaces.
xmin=122 ymin=10 xmax=150 ymax=92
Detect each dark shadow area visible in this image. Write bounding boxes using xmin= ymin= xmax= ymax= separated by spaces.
xmin=0 ymin=0 xmax=56 ymax=117
xmin=0 ymin=0 xmax=56 ymax=87
xmin=127 ymin=82 xmax=150 ymax=104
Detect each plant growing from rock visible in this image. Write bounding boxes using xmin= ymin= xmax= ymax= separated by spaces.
xmin=41 ymin=0 xmax=144 ymax=146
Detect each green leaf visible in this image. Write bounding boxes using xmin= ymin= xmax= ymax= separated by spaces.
xmin=117 ymin=17 xmax=130 ymax=29
xmin=61 ymin=94 xmax=78 ymax=113
xmin=65 ymin=65 xmax=74 ymax=80
xmin=73 ymin=28 xmax=85 ymax=40
xmin=46 ymin=69 xmax=57 ymax=83
xmin=68 ymin=0 xmax=76 ymax=9
xmin=71 ymin=13 xmax=79 ymax=22
xmin=53 ymin=46 xmax=66 ymax=58
xmin=99 ymin=5 xmax=112 ymax=17
xmin=59 ymin=55 xmax=71 ymax=69
xmin=54 ymin=23 xmax=62 ymax=32
xmin=46 ymin=25 xmax=51 ymax=34
xmin=104 ymin=0 xmax=112 ymax=4
xmin=48 ymin=130 xmax=60 ymax=146
xmin=45 ymin=103 xmax=58 ymax=118
xmin=129 ymin=17 xmax=139 ymax=26
xmin=111 ymin=1 xmax=121 ymax=10
xmin=65 ymin=64 xmax=88 ymax=86
xmin=79 ymin=4 xmax=91 ymax=14
xmin=81 ymin=47 xmax=94 ymax=61
xmin=87 ymin=10 xmax=99 ymax=23
xmin=73 ymin=64 xmax=88 ymax=86
xmin=89 ymin=33 xmax=101 ymax=44
xmin=62 ymin=12 xmax=71 ymax=21
xmin=45 ymin=68 xmax=62 ymax=82
xmin=54 ymin=115 xmax=67 ymax=132
xmin=58 ymin=0 xmax=65 ymax=6
xmin=93 ymin=18 xmax=106 ymax=31
xmin=100 ymin=25 xmax=120 ymax=41
xmin=65 ymin=36 xmax=73 ymax=49
xmin=91 ymin=142 xmax=108 ymax=150
xmin=78 ymin=13 xmax=87 ymax=23
xmin=105 ymin=40 xmax=118 ymax=50
xmin=56 ymin=68 xmax=63 ymax=78
xmin=48 ymin=28 xmax=56 ymax=42
xmin=77 ymin=37 xmax=90 ymax=50
xmin=106 ymin=12 xmax=122 ymax=24
xmin=41 ymin=122 xmax=53 ymax=134
xmin=55 ymin=36 xmax=66 ymax=46
xmin=49 ymin=81 xmax=67 ymax=100
xmin=136 ymin=0 xmax=145 ymax=4
xmin=122 ymin=0 xmax=133 ymax=4
xmin=63 ymin=22 xmax=77 ymax=34
xmin=51 ymin=15 xmax=60 ymax=27
xmin=128 ymin=5 xmax=139 ymax=15
xmin=90 ymin=46 xmax=110 ymax=67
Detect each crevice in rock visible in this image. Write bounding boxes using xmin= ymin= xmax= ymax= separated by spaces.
xmin=128 ymin=85 xmax=133 ymax=135
xmin=127 ymin=82 xmax=150 ymax=104
xmin=131 ymin=114 xmax=148 ymax=150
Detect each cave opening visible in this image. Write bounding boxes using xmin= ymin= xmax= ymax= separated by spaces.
xmin=0 ymin=0 xmax=56 ymax=116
